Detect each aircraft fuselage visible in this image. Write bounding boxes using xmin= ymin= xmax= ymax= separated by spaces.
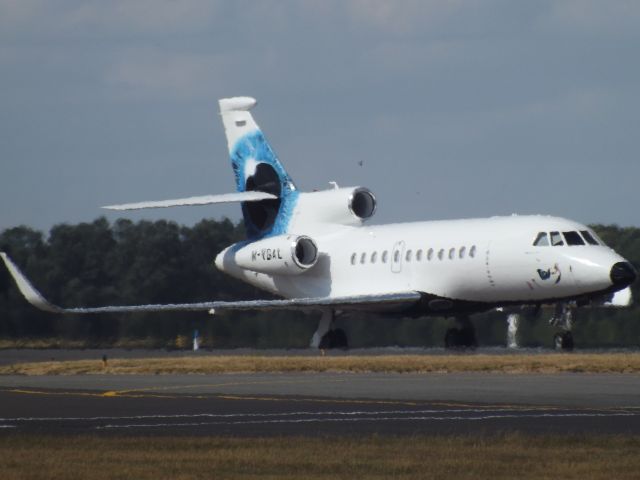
xmin=216 ymin=214 xmax=634 ymax=316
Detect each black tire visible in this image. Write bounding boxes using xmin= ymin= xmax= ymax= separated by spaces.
xmin=554 ymin=332 xmax=574 ymax=351
xmin=458 ymin=326 xmax=478 ymax=348
xmin=318 ymin=329 xmax=349 ymax=350
xmin=318 ymin=332 xmax=331 ymax=350
xmin=444 ymin=328 xmax=465 ymax=350
xmin=445 ymin=327 xmax=477 ymax=350
xmin=332 ymin=328 xmax=349 ymax=349
xmin=444 ymin=328 xmax=460 ymax=349
xmin=561 ymin=331 xmax=574 ymax=351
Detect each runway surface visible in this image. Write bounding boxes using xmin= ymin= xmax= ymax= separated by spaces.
xmin=1 ymin=372 xmax=639 ymax=435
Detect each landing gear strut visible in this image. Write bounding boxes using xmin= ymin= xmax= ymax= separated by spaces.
xmin=444 ymin=316 xmax=477 ymax=349
xmin=310 ymin=309 xmax=349 ymax=350
xmin=550 ymin=303 xmax=575 ymax=351
xmin=506 ymin=313 xmax=520 ymax=349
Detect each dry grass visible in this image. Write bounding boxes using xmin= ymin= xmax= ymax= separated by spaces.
xmin=0 ymin=433 xmax=639 ymax=479
xmin=0 ymin=338 xmax=93 ymax=350
xmin=2 ymin=353 xmax=640 ymax=375
xmin=0 ymin=338 xmax=173 ymax=350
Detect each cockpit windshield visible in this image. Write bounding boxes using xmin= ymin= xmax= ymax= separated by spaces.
xmin=550 ymin=231 xmax=564 ymax=246
xmin=533 ymin=230 xmax=604 ymax=247
xmin=533 ymin=230 xmax=601 ymax=247
xmin=533 ymin=232 xmax=549 ymax=246
xmin=563 ymin=231 xmax=585 ymax=246
xmin=580 ymin=230 xmax=599 ymax=246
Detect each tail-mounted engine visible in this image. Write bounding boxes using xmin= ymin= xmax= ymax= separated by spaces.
xmin=296 ymin=186 xmax=377 ymax=227
xmin=233 ymin=234 xmax=318 ymax=275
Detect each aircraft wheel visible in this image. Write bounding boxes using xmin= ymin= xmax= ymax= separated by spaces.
xmin=318 ymin=329 xmax=349 ymax=350
xmin=554 ymin=332 xmax=574 ymax=351
xmin=444 ymin=328 xmax=460 ymax=349
xmin=318 ymin=332 xmax=331 ymax=350
xmin=332 ymin=328 xmax=349 ymax=349
xmin=444 ymin=327 xmax=477 ymax=350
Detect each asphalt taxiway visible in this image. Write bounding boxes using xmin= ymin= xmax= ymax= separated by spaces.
xmin=1 ymin=372 xmax=639 ymax=435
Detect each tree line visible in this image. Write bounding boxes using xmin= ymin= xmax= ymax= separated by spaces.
xmin=0 ymin=218 xmax=639 ymax=348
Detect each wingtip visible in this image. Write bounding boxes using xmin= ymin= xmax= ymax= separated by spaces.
xmin=0 ymin=251 xmax=63 ymax=313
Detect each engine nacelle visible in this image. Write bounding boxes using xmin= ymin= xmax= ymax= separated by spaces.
xmin=296 ymin=187 xmax=377 ymax=227
xmin=233 ymin=234 xmax=319 ymax=275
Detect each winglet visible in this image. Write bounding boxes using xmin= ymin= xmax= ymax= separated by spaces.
xmin=0 ymin=252 xmax=63 ymax=313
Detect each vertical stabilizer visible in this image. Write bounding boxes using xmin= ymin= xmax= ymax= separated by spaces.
xmin=218 ymin=97 xmax=298 ymax=239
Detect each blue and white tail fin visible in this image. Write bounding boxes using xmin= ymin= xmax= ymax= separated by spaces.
xmin=102 ymin=96 xmax=298 ymax=241
xmin=219 ymin=97 xmax=298 ymax=239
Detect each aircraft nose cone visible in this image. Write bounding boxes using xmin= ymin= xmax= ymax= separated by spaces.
xmin=610 ymin=262 xmax=637 ymax=288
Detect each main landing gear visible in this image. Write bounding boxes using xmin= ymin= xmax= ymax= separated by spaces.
xmin=311 ymin=309 xmax=349 ymax=350
xmin=444 ymin=316 xmax=477 ymax=349
xmin=550 ymin=303 xmax=574 ymax=351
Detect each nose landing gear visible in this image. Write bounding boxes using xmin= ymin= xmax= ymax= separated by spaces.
xmin=550 ymin=303 xmax=575 ymax=351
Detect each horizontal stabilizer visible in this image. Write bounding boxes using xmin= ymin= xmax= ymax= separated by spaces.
xmin=102 ymin=191 xmax=277 ymax=211
xmin=0 ymin=252 xmax=421 ymax=314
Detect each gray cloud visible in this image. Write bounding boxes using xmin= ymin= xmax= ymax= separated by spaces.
xmin=1 ymin=0 xmax=638 ymax=232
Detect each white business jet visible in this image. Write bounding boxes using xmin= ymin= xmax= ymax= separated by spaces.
xmin=1 ymin=97 xmax=636 ymax=350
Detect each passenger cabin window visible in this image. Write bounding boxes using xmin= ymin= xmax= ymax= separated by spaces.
xmin=406 ymin=250 xmax=412 ymax=262
xmin=563 ymin=231 xmax=585 ymax=246
xmin=382 ymin=251 xmax=388 ymax=263
xmin=394 ymin=250 xmax=400 ymax=263
xmin=550 ymin=231 xmax=564 ymax=246
xmin=360 ymin=252 xmax=366 ymax=264
xmin=416 ymin=249 xmax=423 ymax=261
xmin=459 ymin=246 xmax=466 ymax=259
xmin=438 ymin=249 xmax=444 ymax=260
xmin=580 ymin=230 xmax=599 ymax=246
xmin=469 ymin=245 xmax=476 ymax=258
xmin=371 ymin=252 xmax=377 ymax=263
xmin=448 ymin=248 xmax=455 ymax=260
xmin=427 ymin=248 xmax=434 ymax=261
xmin=350 ymin=253 xmax=357 ymax=265
xmin=533 ymin=232 xmax=549 ymax=246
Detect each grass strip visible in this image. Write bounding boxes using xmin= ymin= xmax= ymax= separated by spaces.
xmin=0 ymin=433 xmax=639 ymax=479
xmin=2 ymin=353 xmax=640 ymax=375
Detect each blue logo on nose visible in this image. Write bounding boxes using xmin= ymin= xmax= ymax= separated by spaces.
xmin=537 ymin=264 xmax=562 ymax=284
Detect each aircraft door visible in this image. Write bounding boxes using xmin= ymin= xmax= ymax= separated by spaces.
xmin=391 ymin=241 xmax=405 ymax=273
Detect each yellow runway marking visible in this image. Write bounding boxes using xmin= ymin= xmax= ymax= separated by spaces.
xmin=7 ymin=388 xmax=107 ymax=398
xmin=102 ymin=376 xmax=350 ymax=397
xmin=6 ymin=387 xmax=638 ymax=413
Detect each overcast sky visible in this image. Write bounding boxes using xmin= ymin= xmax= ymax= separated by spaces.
xmin=1 ymin=0 xmax=639 ymax=233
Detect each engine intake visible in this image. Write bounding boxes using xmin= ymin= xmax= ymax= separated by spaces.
xmin=234 ymin=234 xmax=318 ymax=275
xmin=349 ymin=187 xmax=377 ymax=219
xmin=292 ymin=186 xmax=377 ymax=227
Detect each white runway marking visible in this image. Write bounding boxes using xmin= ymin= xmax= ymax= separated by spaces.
xmin=97 ymin=411 xmax=640 ymax=430
xmin=5 ymin=407 xmax=639 ymax=432
xmin=0 ymin=408 xmax=565 ymax=422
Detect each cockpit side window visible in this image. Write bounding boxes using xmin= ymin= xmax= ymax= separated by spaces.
xmin=563 ymin=231 xmax=585 ymax=246
xmin=533 ymin=232 xmax=549 ymax=246
xmin=550 ymin=231 xmax=564 ymax=246
xmin=580 ymin=230 xmax=599 ymax=246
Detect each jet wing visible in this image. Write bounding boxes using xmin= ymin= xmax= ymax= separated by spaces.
xmin=0 ymin=252 xmax=421 ymax=314
xmin=102 ymin=191 xmax=277 ymax=211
